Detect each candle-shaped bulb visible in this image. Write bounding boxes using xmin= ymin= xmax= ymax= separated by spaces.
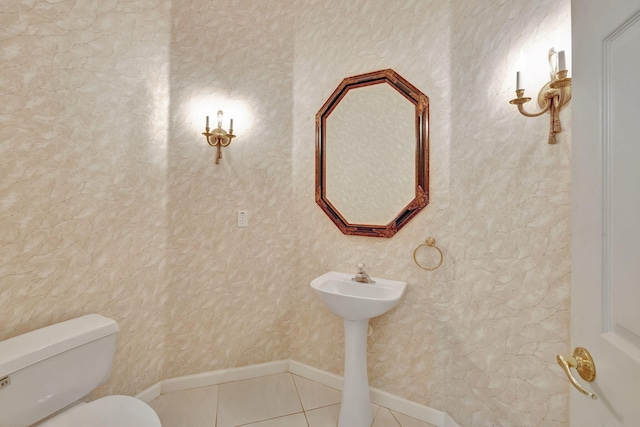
xmin=548 ymin=47 xmax=558 ymax=80
xmin=229 ymin=118 xmax=234 ymax=133
xmin=558 ymin=50 xmax=566 ymax=71
xmin=217 ymin=110 xmax=223 ymax=129
xmin=206 ymin=116 xmax=209 ymax=128
xmin=516 ymin=71 xmax=522 ymax=90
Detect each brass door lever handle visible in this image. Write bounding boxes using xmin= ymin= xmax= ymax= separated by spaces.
xmin=556 ymin=347 xmax=597 ymax=400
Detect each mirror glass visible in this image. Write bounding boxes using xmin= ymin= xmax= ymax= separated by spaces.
xmin=316 ymin=69 xmax=429 ymax=238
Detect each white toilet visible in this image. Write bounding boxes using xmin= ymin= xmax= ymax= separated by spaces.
xmin=0 ymin=314 xmax=161 ymax=427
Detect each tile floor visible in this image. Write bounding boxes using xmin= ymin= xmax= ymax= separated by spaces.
xmin=149 ymin=372 xmax=437 ymax=427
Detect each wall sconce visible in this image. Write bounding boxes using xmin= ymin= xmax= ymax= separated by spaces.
xmin=509 ymin=48 xmax=572 ymax=144
xmin=202 ymin=110 xmax=236 ymax=164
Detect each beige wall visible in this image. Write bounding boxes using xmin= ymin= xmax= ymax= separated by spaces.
xmin=0 ymin=0 xmax=171 ymax=395
xmin=163 ymin=1 xmax=297 ymax=377
xmin=0 ymin=0 xmax=570 ymax=425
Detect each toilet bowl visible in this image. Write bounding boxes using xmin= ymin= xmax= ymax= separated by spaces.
xmin=0 ymin=314 xmax=161 ymax=427
xmin=39 ymin=395 xmax=159 ymax=427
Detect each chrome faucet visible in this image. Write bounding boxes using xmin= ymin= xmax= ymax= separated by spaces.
xmin=353 ymin=262 xmax=375 ymax=284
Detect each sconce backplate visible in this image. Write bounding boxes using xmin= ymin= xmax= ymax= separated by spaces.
xmin=537 ymin=82 xmax=572 ymax=109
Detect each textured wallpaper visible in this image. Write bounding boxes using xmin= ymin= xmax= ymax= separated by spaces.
xmin=162 ymin=0 xmax=298 ymax=377
xmin=0 ymin=0 xmax=171 ymax=396
xmin=1 ymin=0 xmax=570 ymax=426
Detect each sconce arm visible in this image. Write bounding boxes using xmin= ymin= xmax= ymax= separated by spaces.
xmin=510 ymin=89 xmax=555 ymax=118
xmin=508 ymin=71 xmax=571 ymax=145
xmin=516 ymin=99 xmax=552 ymax=117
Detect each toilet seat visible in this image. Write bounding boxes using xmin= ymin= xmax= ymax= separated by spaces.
xmin=39 ymin=395 xmax=161 ymax=427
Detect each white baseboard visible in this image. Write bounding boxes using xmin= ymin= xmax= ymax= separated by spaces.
xmin=135 ymin=360 xmax=289 ymax=401
xmin=135 ymin=359 xmax=460 ymax=427
xmin=135 ymin=381 xmax=162 ymax=403
xmin=287 ymin=360 xmax=344 ymax=391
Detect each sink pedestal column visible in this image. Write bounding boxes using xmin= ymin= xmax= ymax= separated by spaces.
xmin=339 ymin=318 xmax=372 ymax=427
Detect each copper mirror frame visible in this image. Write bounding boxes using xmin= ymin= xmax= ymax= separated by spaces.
xmin=315 ymin=69 xmax=429 ymax=238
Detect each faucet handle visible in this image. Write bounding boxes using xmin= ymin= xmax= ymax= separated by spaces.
xmin=356 ymin=262 xmax=366 ymax=273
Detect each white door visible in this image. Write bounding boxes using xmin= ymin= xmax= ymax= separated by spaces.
xmin=571 ymin=0 xmax=640 ymax=425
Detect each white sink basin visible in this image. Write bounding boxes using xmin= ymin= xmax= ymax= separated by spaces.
xmin=311 ymin=271 xmax=407 ymax=321
xmin=311 ymin=271 xmax=408 ymax=426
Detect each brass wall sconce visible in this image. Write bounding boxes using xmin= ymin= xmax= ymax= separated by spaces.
xmin=509 ymin=48 xmax=571 ymax=144
xmin=202 ymin=110 xmax=236 ymax=164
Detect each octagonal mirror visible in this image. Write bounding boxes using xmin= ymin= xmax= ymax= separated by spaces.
xmin=315 ymin=69 xmax=429 ymax=238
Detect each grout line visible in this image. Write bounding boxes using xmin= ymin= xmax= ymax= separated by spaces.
xmin=302 ymin=409 xmax=311 ymax=427
xmin=234 ymin=411 xmax=307 ymax=427
xmin=215 ymin=383 xmax=220 ymax=427
xmin=290 ymin=372 xmax=306 ymax=411
xmin=390 ymin=408 xmax=403 ymax=427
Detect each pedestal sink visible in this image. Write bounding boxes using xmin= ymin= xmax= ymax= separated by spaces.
xmin=310 ymin=271 xmax=407 ymax=427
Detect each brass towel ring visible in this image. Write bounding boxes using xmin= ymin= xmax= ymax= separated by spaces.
xmin=413 ymin=237 xmax=443 ymax=271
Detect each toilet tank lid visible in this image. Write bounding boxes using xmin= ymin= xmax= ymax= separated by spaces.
xmin=0 ymin=314 xmax=119 ymax=377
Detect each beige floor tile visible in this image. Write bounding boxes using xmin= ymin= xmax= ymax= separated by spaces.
xmin=372 ymin=407 xmax=401 ymax=427
xmin=241 ymin=412 xmax=308 ymax=427
xmin=148 ymin=385 xmax=218 ymax=427
xmin=305 ymin=403 xmax=340 ymax=427
xmin=305 ymin=402 xmax=380 ymax=427
xmin=217 ymin=373 xmax=303 ymax=427
xmin=292 ymin=374 xmax=342 ymax=411
xmin=147 ymin=375 xmax=441 ymax=427
xmin=391 ymin=411 xmax=439 ymax=427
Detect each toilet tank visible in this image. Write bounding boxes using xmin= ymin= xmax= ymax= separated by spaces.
xmin=0 ymin=314 xmax=120 ymax=427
